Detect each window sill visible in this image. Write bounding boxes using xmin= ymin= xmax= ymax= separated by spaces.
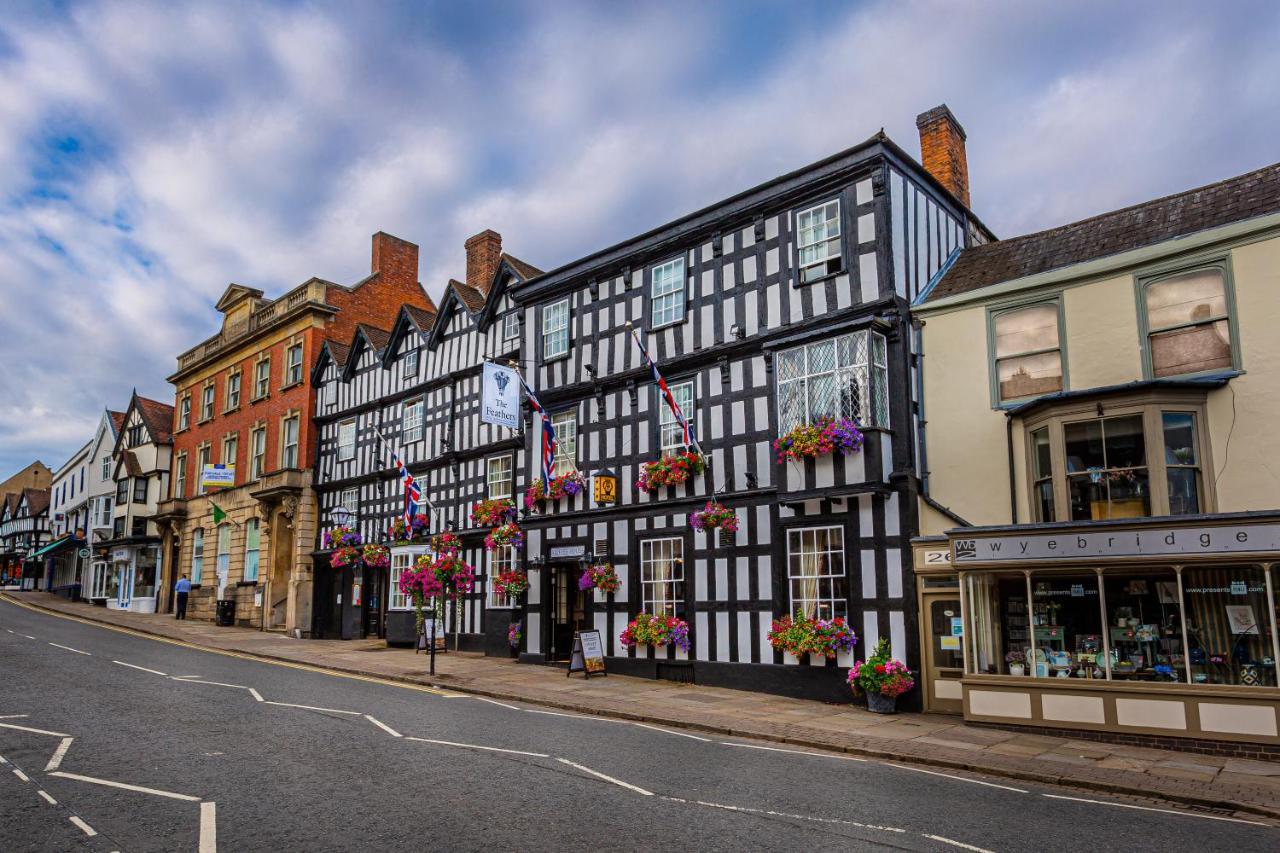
xmin=251 ymin=394 xmax=270 ymax=404
xmin=792 ymin=268 xmax=846 ymax=289
xmin=196 ymin=417 xmax=213 ymax=426
xmin=222 ymin=406 xmax=240 ymax=416
xmin=649 ymin=317 xmax=687 ymax=332
xmin=280 ymin=380 xmax=303 ymax=392
xmin=543 ymin=353 xmax=570 ymax=365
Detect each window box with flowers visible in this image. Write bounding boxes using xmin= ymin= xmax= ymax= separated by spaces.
xmin=620 ymin=612 xmax=690 ymax=653
xmin=472 ymin=498 xmax=517 ymax=528
xmin=484 ymin=522 xmax=524 ymax=551
xmin=774 ymin=417 xmax=864 ymax=463
xmin=390 ymin=513 xmax=431 ymax=543
xmin=579 ymin=563 xmax=620 ymax=603
xmin=636 ymin=450 xmax=706 ymax=493
xmin=768 ymin=613 xmax=857 ymax=662
xmin=492 ymin=570 xmax=529 ymax=601
xmin=523 ymin=472 xmax=585 ymax=512
xmin=848 ymin=638 xmax=915 ymax=713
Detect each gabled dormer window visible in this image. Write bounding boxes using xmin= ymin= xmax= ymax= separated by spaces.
xmin=502 ymin=311 xmax=520 ymax=342
xmin=404 ymin=348 xmax=419 ymax=379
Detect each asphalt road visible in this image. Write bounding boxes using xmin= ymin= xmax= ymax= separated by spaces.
xmin=1 ymin=598 xmax=1275 ymax=853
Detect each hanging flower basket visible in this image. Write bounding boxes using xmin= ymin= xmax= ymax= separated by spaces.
xmin=493 ymin=570 xmax=529 ymax=599
xmin=523 ymin=472 xmax=585 ymax=511
xmin=690 ymin=501 xmax=738 ymax=534
xmin=484 ymin=522 xmax=525 ymax=551
xmin=324 ymin=525 xmax=362 ymax=568
xmin=416 ymin=552 xmax=475 ymax=597
xmin=390 ymin=513 xmax=431 ymax=543
xmin=848 ymin=638 xmax=915 ymax=713
xmin=636 ymin=450 xmax=706 ymax=493
xmin=578 ymin=563 xmax=620 ymax=594
xmin=471 ymin=498 xmax=517 ymax=528
xmin=431 ymin=531 xmax=462 ymax=556
xmin=361 ymin=543 xmax=390 ymax=569
xmin=774 ymin=417 xmax=864 ymax=463
xmin=619 ymin=612 xmax=690 ymax=652
xmin=768 ymin=613 xmax=857 ymax=659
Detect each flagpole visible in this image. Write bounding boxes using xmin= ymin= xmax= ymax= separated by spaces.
xmin=371 ymin=426 xmax=439 ymax=525
xmin=507 ymin=360 xmax=582 ymax=483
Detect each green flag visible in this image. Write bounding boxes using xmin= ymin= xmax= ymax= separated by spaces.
xmin=211 ymin=502 xmax=227 ymax=525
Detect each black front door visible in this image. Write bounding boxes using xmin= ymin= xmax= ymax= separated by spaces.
xmin=361 ymin=565 xmax=387 ymax=639
xmin=549 ymin=564 xmax=586 ymax=661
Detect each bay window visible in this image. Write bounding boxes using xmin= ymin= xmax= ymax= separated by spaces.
xmin=776 ymin=329 xmax=889 ymax=434
xmin=1140 ymin=263 xmax=1236 ymax=378
xmin=1023 ymin=394 xmax=1210 ymax=522
xmin=640 ymin=537 xmax=684 ymax=616
xmin=786 ymin=526 xmax=847 ymax=620
xmin=487 ymin=545 xmax=516 ymax=608
xmin=389 ymin=548 xmax=419 ymax=611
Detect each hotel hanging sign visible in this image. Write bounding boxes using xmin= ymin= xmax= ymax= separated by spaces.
xmin=480 ymin=362 xmax=520 ymax=430
xmin=953 ymin=521 xmax=1280 ymax=564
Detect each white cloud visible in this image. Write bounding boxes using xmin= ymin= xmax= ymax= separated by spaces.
xmin=0 ymin=0 xmax=1277 ymax=474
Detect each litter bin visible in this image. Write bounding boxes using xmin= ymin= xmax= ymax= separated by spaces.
xmin=215 ymin=599 xmax=236 ymax=626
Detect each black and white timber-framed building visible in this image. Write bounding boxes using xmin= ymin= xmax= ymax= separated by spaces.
xmin=309 ymin=106 xmax=994 ymax=702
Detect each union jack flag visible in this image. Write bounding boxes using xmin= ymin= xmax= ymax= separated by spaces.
xmin=629 ymin=325 xmax=697 ymax=453
xmin=516 ymin=373 xmax=557 ymax=485
xmin=390 ymin=449 xmax=421 ymax=527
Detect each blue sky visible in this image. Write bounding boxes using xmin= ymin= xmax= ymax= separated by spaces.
xmin=1 ymin=1 xmax=1278 ymax=477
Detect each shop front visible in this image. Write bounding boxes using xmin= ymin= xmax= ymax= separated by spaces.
xmin=914 ymin=513 xmax=1280 ymax=751
xmin=105 ymin=542 xmax=162 ymax=613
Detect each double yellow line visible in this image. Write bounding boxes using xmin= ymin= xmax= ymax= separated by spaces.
xmin=0 ymin=594 xmax=464 ymax=698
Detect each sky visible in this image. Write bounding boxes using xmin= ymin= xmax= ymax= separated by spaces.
xmin=1 ymin=0 xmax=1278 ymax=477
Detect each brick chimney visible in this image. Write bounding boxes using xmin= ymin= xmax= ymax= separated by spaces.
xmin=465 ymin=229 xmax=502 ymax=297
xmin=916 ymin=104 xmax=970 ymax=208
xmin=371 ymin=232 xmax=419 ymax=288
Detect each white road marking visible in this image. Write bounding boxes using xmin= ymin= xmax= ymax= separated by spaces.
xmin=20 ymin=634 xmax=36 ymax=640
xmin=886 ymin=763 xmax=1027 ymax=793
xmin=113 ymin=660 xmax=167 ymax=676
xmin=263 ymin=701 xmax=361 ymax=715
xmin=525 ymin=708 xmax=623 ymax=723
xmin=37 ymin=789 xmax=57 ymax=805
xmin=0 ymin=714 xmax=28 ymax=719
xmin=0 ymin=754 xmax=6 ymax=763
xmin=5 ymin=628 xmax=12 ymax=632
xmin=13 ymin=767 xmax=30 ymax=782
xmin=199 ymin=801 xmax=217 ymax=853
xmin=49 ymin=771 xmax=200 ymax=802
xmin=721 ymin=741 xmax=866 ymax=761
xmin=364 ymin=715 xmax=402 ymax=738
xmin=0 ymin=721 xmax=71 ymax=737
xmin=44 ymin=737 xmax=74 ymax=771
xmin=405 ymin=736 xmax=548 ymax=757
xmin=556 ymin=758 xmax=653 ymax=796
xmin=1040 ymin=793 xmax=1269 ymax=825
xmin=673 ymin=796 xmax=907 ymax=834
xmin=633 ymin=722 xmax=710 ymax=742
xmin=172 ymin=675 xmax=203 ymax=679
xmin=48 ymin=642 xmax=90 ymax=656
xmin=248 ymin=688 xmax=264 ymax=702
xmin=69 ymin=816 xmax=97 ymax=837
xmin=474 ymin=696 xmax=521 ymax=711
xmin=179 ymin=679 xmax=250 ymax=690
xmin=923 ymin=835 xmax=996 ymax=852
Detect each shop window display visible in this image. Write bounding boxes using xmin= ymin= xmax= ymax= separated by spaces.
xmin=1030 ymin=575 xmax=1103 ymax=678
xmin=1102 ymin=572 xmax=1185 ymax=682
xmin=1181 ymin=565 xmax=1276 ymax=687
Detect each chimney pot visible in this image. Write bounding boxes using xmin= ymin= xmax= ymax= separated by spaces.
xmin=465 ymin=229 xmax=503 ymax=297
xmin=916 ymin=104 xmax=970 ymax=208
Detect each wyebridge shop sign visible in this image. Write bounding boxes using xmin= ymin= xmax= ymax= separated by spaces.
xmin=953 ymin=521 xmax=1280 ymax=564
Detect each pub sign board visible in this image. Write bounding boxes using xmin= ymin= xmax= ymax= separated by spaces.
xmin=568 ymin=630 xmax=607 ymax=678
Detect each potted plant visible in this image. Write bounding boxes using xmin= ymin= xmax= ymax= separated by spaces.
xmin=690 ymin=501 xmax=738 ymax=534
xmin=483 ymin=522 xmax=525 ymax=551
xmin=389 ymin=513 xmax=430 ymax=543
xmin=579 ymin=563 xmax=620 ymax=594
xmin=471 ymin=498 xmax=517 ymax=528
xmin=1005 ymin=650 xmax=1026 ymax=676
xmin=619 ymin=612 xmax=691 ymax=652
xmin=636 ymin=450 xmax=706 ymax=493
xmin=768 ymin=612 xmax=857 ymax=660
xmin=323 ymin=525 xmax=362 ymax=568
xmin=508 ymin=620 xmax=523 ymax=654
xmin=774 ymin=416 xmax=864 ymax=463
xmin=848 ymin=638 xmax=915 ymax=713
xmin=523 ymin=472 xmax=586 ymax=512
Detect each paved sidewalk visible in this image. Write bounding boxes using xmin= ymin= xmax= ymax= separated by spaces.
xmin=6 ymin=591 xmax=1279 ymax=820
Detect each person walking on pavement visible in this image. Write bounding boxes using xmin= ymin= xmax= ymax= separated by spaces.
xmin=174 ymin=574 xmax=191 ymax=620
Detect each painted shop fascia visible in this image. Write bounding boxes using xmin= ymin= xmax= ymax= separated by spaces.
xmin=502 ymin=106 xmax=988 ymax=702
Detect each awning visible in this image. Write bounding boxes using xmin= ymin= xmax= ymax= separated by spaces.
xmin=26 ymin=536 xmax=83 ymax=560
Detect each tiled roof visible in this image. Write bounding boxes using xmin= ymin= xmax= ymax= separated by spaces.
xmin=502 ymin=253 xmax=543 ymax=280
xmin=449 ymin=279 xmax=486 ymax=313
xmin=108 ymin=410 xmax=125 ymax=435
xmin=404 ymin=305 xmax=437 ymax=332
xmin=357 ymin=324 xmax=391 ymax=352
xmin=326 ymin=341 xmax=351 ymax=368
xmin=23 ymin=488 xmax=50 ymax=516
xmin=135 ymin=396 xmax=175 ymax=444
xmin=3 ymin=493 xmax=18 ymax=516
xmin=928 ymin=161 xmax=1280 ymax=302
